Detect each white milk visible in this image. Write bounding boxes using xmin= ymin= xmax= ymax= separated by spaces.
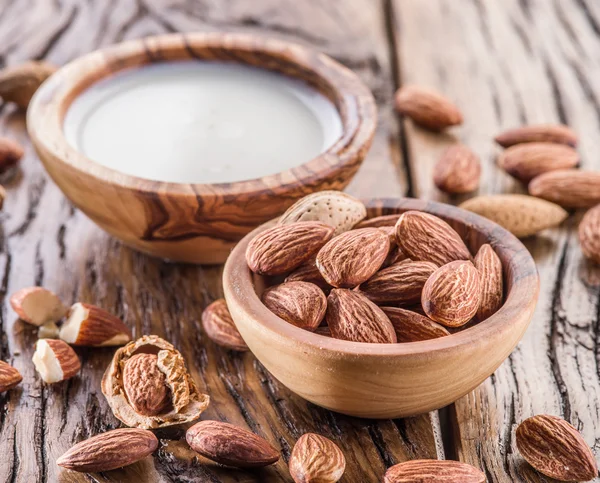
xmin=63 ymin=61 xmax=343 ymax=184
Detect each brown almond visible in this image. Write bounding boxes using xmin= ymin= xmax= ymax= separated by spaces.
xmin=285 ymin=256 xmax=331 ymax=290
xmin=289 ymin=433 xmax=346 ymax=483
xmin=316 ymin=228 xmax=390 ymax=288
xmin=395 ymin=211 xmax=471 ymax=265
xmin=246 ymin=222 xmax=334 ymax=276
xmin=32 ymin=339 xmax=80 ymax=383
xmin=494 ymin=123 xmax=578 ymax=148
xmin=354 ymin=214 xmax=401 ymax=229
xmin=382 ymin=307 xmax=450 ymax=342
xmin=0 ymin=61 xmax=57 ymax=109
xmin=56 ymin=428 xmax=158 ymax=472
xmin=384 ymin=459 xmax=485 ymax=483
xmin=497 ymin=142 xmax=579 ymax=183
xmin=422 ymin=261 xmax=481 ymax=327
xmin=123 ymin=353 xmax=170 ymax=417
xmin=59 ymin=302 xmax=132 ymax=346
xmin=186 ymin=420 xmax=279 ymax=468
xmin=474 ymin=244 xmax=503 ymax=320
xmin=10 ymin=286 xmax=67 ymax=326
xmin=433 ymin=144 xmax=481 ymax=194
xmin=201 ymin=298 xmax=248 ymax=351
xmin=359 ymin=260 xmax=437 ymax=305
xmin=0 ymin=361 xmax=22 ymax=392
xmin=0 ymin=137 xmax=24 ymax=173
xmin=579 ymin=204 xmax=600 ymax=264
xmin=516 ymin=414 xmax=598 ymax=481
xmin=326 ymin=289 xmax=396 ymax=343
xmin=459 ymin=194 xmax=567 ymax=238
xmin=394 ymin=85 xmax=463 ymax=131
xmin=529 ymin=169 xmax=600 ymax=208
xmin=262 ymin=282 xmax=326 ymax=331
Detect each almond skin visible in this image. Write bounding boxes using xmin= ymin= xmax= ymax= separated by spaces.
xmin=494 ymin=123 xmax=578 ymax=148
xmin=326 ymin=289 xmax=397 ymax=343
xmin=433 ymin=144 xmax=481 ymax=194
xmin=497 ymin=142 xmax=579 ymax=183
xmin=316 ymin=228 xmax=390 ymax=288
xmin=0 ymin=137 xmax=24 ymax=173
xmin=289 ymin=433 xmax=346 ymax=483
xmin=516 ymin=414 xmax=598 ymax=481
xmin=123 ymin=353 xmax=170 ymax=416
xmin=359 ymin=260 xmax=437 ymax=305
xmin=59 ymin=303 xmax=132 ymax=346
xmin=285 ymin=256 xmax=331 ymax=291
xmin=202 ymin=298 xmax=248 ymax=351
xmin=246 ymin=222 xmax=334 ymax=276
xmin=0 ymin=61 xmax=57 ymax=109
xmin=460 ymin=194 xmax=567 ymax=238
xmin=395 ymin=211 xmax=471 ymax=266
xmin=394 ymin=85 xmax=463 ymax=131
xmin=422 ymin=261 xmax=481 ymax=327
xmin=56 ymin=428 xmax=158 ymax=472
xmin=579 ymin=204 xmax=600 ymax=264
xmin=186 ymin=420 xmax=279 ymax=468
xmin=0 ymin=361 xmax=22 ymax=392
xmin=529 ymin=169 xmax=600 ymax=208
xmin=10 ymin=286 xmax=67 ymax=326
xmin=382 ymin=307 xmax=450 ymax=342
xmin=384 ymin=460 xmax=485 ymax=483
xmin=262 ymin=282 xmax=327 ymax=331
xmin=474 ymin=244 xmax=503 ymax=320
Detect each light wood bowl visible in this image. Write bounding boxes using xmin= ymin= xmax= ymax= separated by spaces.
xmin=26 ymin=33 xmax=376 ymax=264
xmin=223 ymin=198 xmax=539 ymax=418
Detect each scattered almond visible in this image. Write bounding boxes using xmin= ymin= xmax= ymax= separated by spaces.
xmin=201 ymin=298 xmax=248 ymax=351
xmin=433 ymin=144 xmax=481 ymax=194
xmin=59 ymin=302 xmax=131 ymax=346
xmin=579 ymin=204 xmax=600 ymax=264
xmin=289 ymin=433 xmax=346 ymax=483
xmin=384 ymin=459 xmax=485 ymax=483
xmin=32 ymin=339 xmax=80 ymax=383
xmin=494 ymin=123 xmax=578 ymax=148
xmin=0 ymin=360 xmax=22 ymax=392
xmin=0 ymin=137 xmax=24 ymax=173
xmin=10 ymin=286 xmax=67 ymax=326
xmin=394 ymin=85 xmax=463 ymax=131
xmin=529 ymin=169 xmax=600 ymax=208
xmin=474 ymin=244 xmax=503 ymax=320
xmin=0 ymin=60 xmax=57 ymax=109
xmin=262 ymin=282 xmax=327 ymax=331
xmin=285 ymin=256 xmax=331 ymax=291
xmin=382 ymin=307 xmax=450 ymax=342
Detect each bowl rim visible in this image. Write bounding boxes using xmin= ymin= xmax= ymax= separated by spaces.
xmin=223 ymin=197 xmax=540 ymax=358
xmin=26 ymin=32 xmax=377 ymax=198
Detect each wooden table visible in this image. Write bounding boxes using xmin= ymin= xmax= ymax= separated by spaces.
xmin=1 ymin=0 xmax=599 ymax=481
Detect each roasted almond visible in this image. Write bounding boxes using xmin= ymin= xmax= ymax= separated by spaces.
xmin=422 ymin=261 xmax=481 ymax=327
xmin=32 ymin=339 xmax=80 ymax=383
xmin=474 ymin=244 xmax=503 ymax=320
xmin=516 ymin=414 xmax=598 ymax=481
xmin=497 ymin=142 xmax=579 ymax=183
xmin=494 ymin=123 xmax=578 ymax=148
xmin=123 ymin=353 xmax=170 ymax=416
xmin=0 ymin=137 xmax=24 ymax=173
xmin=359 ymin=260 xmax=437 ymax=305
xmin=433 ymin=144 xmax=481 ymax=194
xmin=59 ymin=302 xmax=131 ymax=346
xmin=384 ymin=459 xmax=485 ymax=483
xmin=579 ymin=204 xmax=600 ymax=264
xmin=285 ymin=256 xmax=331 ymax=290
xmin=382 ymin=307 xmax=450 ymax=342
xmin=262 ymin=282 xmax=326 ymax=331
xmin=529 ymin=169 xmax=600 ymax=208
xmin=459 ymin=194 xmax=567 ymax=238
xmin=0 ymin=61 xmax=57 ymax=109
xmin=186 ymin=420 xmax=279 ymax=468
xmin=394 ymin=85 xmax=463 ymax=131
xmin=326 ymin=289 xmax=396 ymax=343
xmin=56 ymin=428 xmax=158 ymax=472
xmin=201 ymin=298 xmax=248 ymax=351
xmin=395 ymin=211 xmax=471 ymax=265
xmin=316 ymin=228 xmax=389 ymax=288
xmin=0 ymin=360 xmax=22 ymax=392
xmin=10 ymin=286 xmax=67 ymax=326
xmin=246 ymin=222 xmax=334 ymax=276
xmin=289 ymin=433 xmax=346 ymax=483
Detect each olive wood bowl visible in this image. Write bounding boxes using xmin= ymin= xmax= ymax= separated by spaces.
xmin=27 ymin=32 xmax=376 ymax=264
xmin=223 ymin=198 xmax=539 ymax=418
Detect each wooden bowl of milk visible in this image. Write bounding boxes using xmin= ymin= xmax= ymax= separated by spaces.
xmin=27 ymin=33 xmax=376 ymax=264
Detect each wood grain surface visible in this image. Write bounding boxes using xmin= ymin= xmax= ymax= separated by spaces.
xmin=0 ymin=0 xmax=598 ymax=482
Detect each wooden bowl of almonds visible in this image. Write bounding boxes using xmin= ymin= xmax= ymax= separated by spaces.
xmin=223 ymin=191 xmax=539 ymax=418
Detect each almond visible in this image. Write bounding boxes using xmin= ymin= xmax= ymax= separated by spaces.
xmin=0 ymin=61 xmax=57 ymax=109
xmin=474 ymin=244 xmax=503 ymax=320
xmin=459 ymin=194 xmax=567 ymax=238
xmin=579 ymin=204 xmax=600 ymax=264
xmin=285 ymin=256 xmax=331 ymax=291
xmin=0 ymin=137 xmax=24 ymax=173
xmin=32 ymin=339 xmax=80 ymax=383
xmin=497 ymin=142 xmax=579 ymax=183
xmin=186 ymin=420 xmax=279 ymax=468
xmin=516 ymin=414 xmax=598 ymax=481
xmin=359 ymin=260 xmax=437 ymax=305
xmin=384 ymin=460 xmax=485 ymax=483
xmin=202 ymin=298 xmax=248 ymax=351
xmin=246 ymin=222 xmax=334 ymax=276
xmin=278 ymin=191 xmax=366 ymax=236
xmin=494 ymin=123 xmax=578 ymax=148
xmin=56 ymin=428 xmax=158 ymax=472
xmin=0 ymin=361 xmax=22 ymax=392
xmin=529 ymin=169 xmax=600 ymax=208
xmin=262 ymin=282 xmax=327 ymax=331
xmin=10 ymin=286 xmax=67 ymax=326
xmin=354 ymin=214 xmax=401 ymax=229
xmin=395 ymin=211 xmax=471 ymax=265
xmin=382 ymin=307 xmax=450 ymax=342
xmin=422 ymin=261 xmax=481 ymax=327
xmin=59 ymin=302 xmax=132 ymax=346
xmin=123 ymin=353 xmax=170 ymax=417
xmin=289 ymin=433 xmax=346 ymax=483
xmin=433 ymin=144 xmax=481 ymax=194
xmin=316 ymin=228 xmax=390 ymax=288
xmin=394 ymin=85 xmax=463 ymax=131
xmin=326 ymin=289 xmax=396 ymax=343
